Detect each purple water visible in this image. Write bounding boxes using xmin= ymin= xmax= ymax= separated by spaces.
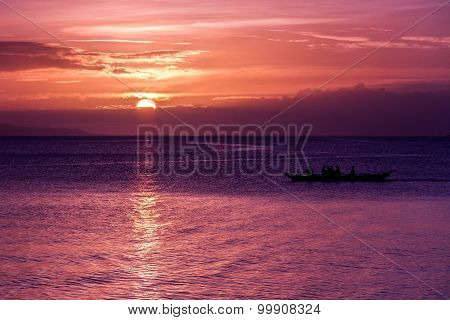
xmin=0 ymin=137 xmax=449 ymax=299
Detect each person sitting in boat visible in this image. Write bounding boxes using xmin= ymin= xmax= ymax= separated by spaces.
xmin=304 ymin=167 xmax=314 ymax=176
xmin=349 ymin=166 xmax=356 ymax=176
xmin=329 ymin=166 xmax=335 ymax=176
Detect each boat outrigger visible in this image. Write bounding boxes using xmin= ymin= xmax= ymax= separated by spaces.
xmin=285 ymin=169 xmax=394 ymax=182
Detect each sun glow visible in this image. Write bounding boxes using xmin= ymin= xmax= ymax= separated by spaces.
xmin=136 ymin=99 xmax=157 ymax=109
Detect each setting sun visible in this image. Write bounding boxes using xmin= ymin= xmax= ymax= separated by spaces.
xmin=136 ymin=99 xmax=157 ymax=109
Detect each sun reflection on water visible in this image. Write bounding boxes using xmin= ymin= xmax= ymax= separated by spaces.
xmin=128 ymin=177 xmax=164 ymax=298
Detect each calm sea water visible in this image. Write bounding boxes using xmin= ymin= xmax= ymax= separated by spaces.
xmin=0 ymin=137 xmax=449 ymax=299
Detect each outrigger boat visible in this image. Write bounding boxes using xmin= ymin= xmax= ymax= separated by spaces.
xmin=285 ymin=170 xmax=394 ymax=182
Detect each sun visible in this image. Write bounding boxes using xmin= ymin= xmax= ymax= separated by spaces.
xmin=136 ymin=99 xmax=157 ymax=109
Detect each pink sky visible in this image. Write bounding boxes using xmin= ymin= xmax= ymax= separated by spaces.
xmin=0 ymin=0 xmax=449 ymax=111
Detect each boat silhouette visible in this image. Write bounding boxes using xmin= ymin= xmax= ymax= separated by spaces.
xmin=285 ymin=170 xmax=394 ymax=182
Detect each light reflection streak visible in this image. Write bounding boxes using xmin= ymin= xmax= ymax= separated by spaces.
xmin=128 ymin=176 xmax=163 ymax=298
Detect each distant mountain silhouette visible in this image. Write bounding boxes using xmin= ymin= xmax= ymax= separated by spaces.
xmin=0 ymin=123 xmax=89 ymax=136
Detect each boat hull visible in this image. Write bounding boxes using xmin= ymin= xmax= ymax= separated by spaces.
xmin=285 ymin=171 xmax=393 ymax=182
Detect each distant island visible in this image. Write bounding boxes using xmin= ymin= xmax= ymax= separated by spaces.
xmin=0 ymin=123 xmax=90 ymax=136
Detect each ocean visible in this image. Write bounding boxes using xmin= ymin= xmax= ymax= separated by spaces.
xmin=0 ymin=136 xmax=449 ymax=299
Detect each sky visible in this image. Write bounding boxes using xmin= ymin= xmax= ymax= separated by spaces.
xmin=0 ymin=0 xmax=449 ymax=134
